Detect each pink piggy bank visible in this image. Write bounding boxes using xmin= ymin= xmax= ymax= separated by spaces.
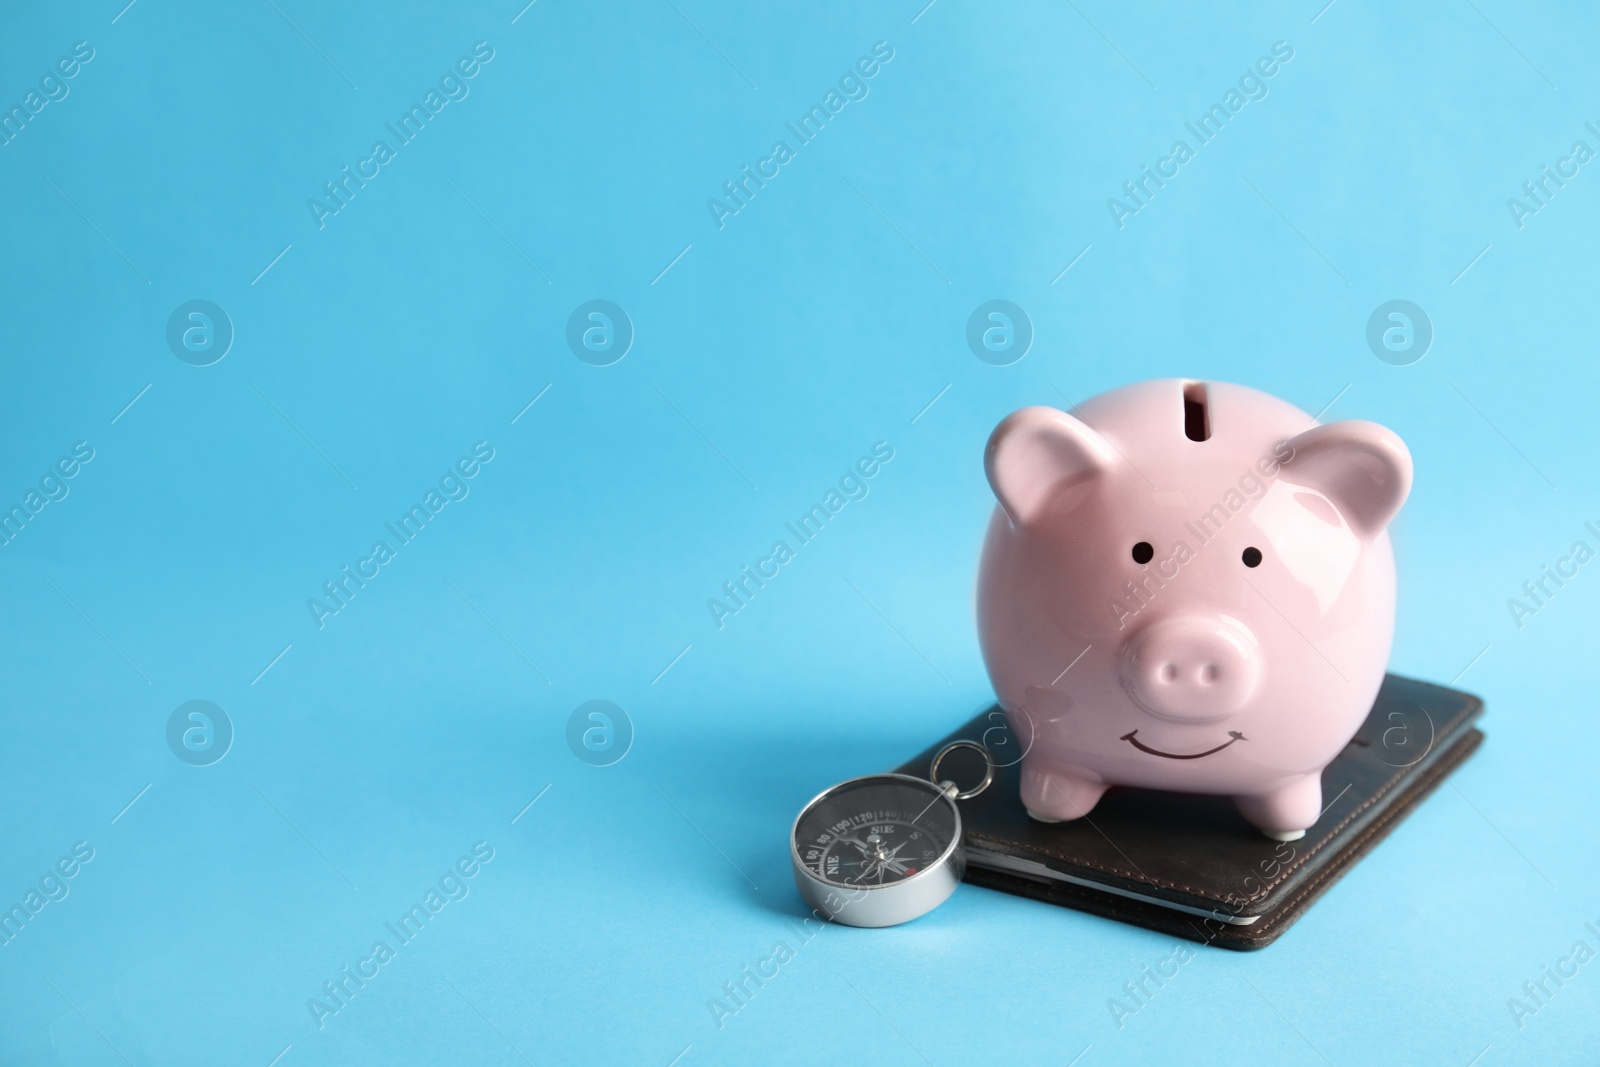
xmin=977 ymin=379 xmax=1412 ymax=840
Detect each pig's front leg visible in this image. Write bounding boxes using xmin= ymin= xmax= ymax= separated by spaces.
xmin=1021 ymin=762 xmax=1108 ymax=823
xmin=1235 ymin=774 xmax=1323 ymax=841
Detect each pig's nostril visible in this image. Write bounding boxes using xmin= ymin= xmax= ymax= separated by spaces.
xmin=1122 ymin=616 xmax=1260 ymax=721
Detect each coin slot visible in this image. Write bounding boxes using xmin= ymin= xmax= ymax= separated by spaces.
xmin=1183 ymin=381 xmax=1210 ymax=442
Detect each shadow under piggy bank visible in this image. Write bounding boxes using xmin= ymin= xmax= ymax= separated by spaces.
xmin=887 ymin=673 xmax=1484 ymax=950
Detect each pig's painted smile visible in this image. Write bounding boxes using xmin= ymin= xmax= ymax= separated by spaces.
xmin=1120 ymin=729 xmax=1246 ymax=760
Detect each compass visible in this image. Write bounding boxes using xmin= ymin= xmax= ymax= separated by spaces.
xmin=789 ymin=740 xmax=994 ymax=928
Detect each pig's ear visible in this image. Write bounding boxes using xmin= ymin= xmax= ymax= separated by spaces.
xmin=985 ymin=406 xmax=1117 ymax=526
xmin=1279 ymin=420 xmax=1413 ymax=537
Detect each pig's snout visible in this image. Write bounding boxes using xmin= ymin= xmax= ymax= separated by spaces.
xmin=1120 ymin=615 xmax=1260 ymax=723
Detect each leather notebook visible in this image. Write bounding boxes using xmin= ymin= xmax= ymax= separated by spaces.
xmin=893 ymin=674 xmax=1484 ymax=950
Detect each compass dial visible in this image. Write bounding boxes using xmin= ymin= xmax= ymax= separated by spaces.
xmin=793 ymin=776 xmax=958 ymax=889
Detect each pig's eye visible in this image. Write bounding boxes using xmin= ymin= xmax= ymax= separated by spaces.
xmin=1242 ymin=547 xmax=1263 ymax=568
xmin=1131 ymin=541 xmax=1154 ymax=564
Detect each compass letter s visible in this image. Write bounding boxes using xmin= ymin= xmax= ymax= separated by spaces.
xmin=581 ymin=711 xmax=614 ymax=752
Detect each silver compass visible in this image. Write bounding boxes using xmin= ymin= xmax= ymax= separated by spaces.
xmin=789 ymin=740 xmax=994 ymax=928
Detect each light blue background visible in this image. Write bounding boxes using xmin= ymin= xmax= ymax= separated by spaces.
xmin=1 ymin=0 xmax=1595 ymax=1064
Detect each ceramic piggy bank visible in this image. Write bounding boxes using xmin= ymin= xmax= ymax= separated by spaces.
xmin=976 ymin=379 xmax=1412 ymax=840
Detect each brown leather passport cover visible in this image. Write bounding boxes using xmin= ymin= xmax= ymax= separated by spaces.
xmin=893 ymin=674 xmax=1484 ymax=950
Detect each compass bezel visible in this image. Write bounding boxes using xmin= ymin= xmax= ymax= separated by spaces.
xmin=789 ymin=772 xmax=965 ymax=928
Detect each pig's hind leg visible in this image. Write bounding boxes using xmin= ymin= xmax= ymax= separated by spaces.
xmin=1021 ymin=763 xmax=1107 ymax=823
xmin=1235 ymin=773 xmax=1323 ymax=841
